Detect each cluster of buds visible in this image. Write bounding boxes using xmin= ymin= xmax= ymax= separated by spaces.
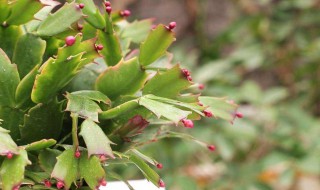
xmin=105 ymin=1 xmax=112 ymax=14
xmin=182 ymin=68 xmax=192 ymax=81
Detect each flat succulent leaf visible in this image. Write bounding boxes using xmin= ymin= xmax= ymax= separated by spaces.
xmin=145 ymin=94 xmax=205 ymax=115
xmin=143 ymin=65 xmax=190 ymax=98
xmin=80 ymin=119 xmax=114 ymax=158
xmin=24 ymin=171 xmax=50 ymax=184
xmin=107 ymin=170 xmax=134 ymax=190
xmin=131 ymin=149 xmax=158 ymax=166
xmin=79 ymin=150 xmax=105 ymax=189
xmin=96 ymin=57 xmax=148 ymax=100
xmin=0 ymin=25 xmax=22 ymax=59
xmin=51 ymin=149 xmax=79 ymax=190
xmin=0 ymin=1 xmax=10 ymax=23
xmin=20 ymin=100 xmax=64 ymax=144
xmin=0 ymin=48 xmax=20 ymax=107
xmin=39 ymin=149 xmax=61 ymax=173
xmin=99 ymin=99 xmax=139 ymax=120
xmin=0 ymin=127 xmax=19 ymax=156
xmin=199 ymin=96 xmax=238 ymax=122
xmin=139 ymin=96 xmax=191 ymax=124
xmin=129 ymin=154 xmax=160 ymax=187
xmin=97 ymin=29 xmax=122 ymax=66
xmin=121 ymin=19 xmax=153 ymax=43
xmin=0 ymin=149 xmax=30 ymax=190
xmin=36 ymin=2 xmax=83 ymax=36
xmin=0 ymin=107 xmax=24 ymax=141
xmin=31 ymin=55 xmax=82 ymax=103
xmin=5 ymin=0 xmax=43 ymax=25
xmin=15 ymin=64 xmax=39 ymax=109
xmin=139 ymin=24 xmax=176 ymax=66
xmin=12 ymin=34 xmax=46 ymax=78
xmin=76 ymin=0 xmax=105 ymax=29
xmin=24 ymin=139 xmax=56 ymax=151
xmin=71 ymin=90 xmax=110 ymax=104
xmin=65 ymin=93 xmax=101 ymax=122
xmin=158 ymin=131 xmax=208 ymax=147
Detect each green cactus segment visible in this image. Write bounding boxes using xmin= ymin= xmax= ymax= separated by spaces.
xmin=129 ymin=154 xmax=160 ymax=187
xmin=139 ymin=24 xmax=176 ymax=66
xmin=0 ymin=107 xmax=24 ymax=141
xmin=0 ymin=49 xmax=20 ymax=107
xmin=15 ymin=64 xmax=39 ymax=109
xmin=71 ymin=90 xmax=111 ymax=104
xmin=121 ymin=19 xmax=153 ymax=44
xmin=199 ymin=97 xmax=238 ymax=122
xmin=96 ymin=57 xmax=148 ymax=100
xmin=51 ymin=149 xmax=79 ymax=190
xmin=139 ymin=96 xmax=191 ymax=124
xmin=80 ymin=119 xmax=114 ymax=158
xmin=24 ymin=171 xmax=50 ymax=184
xmin=66 ymin=93 xmax=102 ymax=122
xmin=0 ymin=26 xmax=22 ymax=60
xmin=39 ymin=149 xmax=61 ymax=173
xmin=79 ymin=151 xmax=105 ymax=189
xmin=97 ymin=29 xmax=122 ymax=66
xmin=12 ymin=34 xmax=46 ymax=78
xmin=144 ymin=94 xmax=205 ymax=116
xmin=76 ymin=0 xmax=105 ymax=29
xmin=31 ymin=55 xmax=82 ymax=103
xmin=0 ymin=0 xmax=10 ymax=23
xmin=131 ymin=149 xmax=158 ymax=166
xmin=5 ymin=0 xmax=43 ymax=25
xmin=20 ymin=100 xmax=64 ymax=144
xmin=0 ymin=149 xmax=30 ymax=190
xmin=143 ymin=65 xmax=191 ymax=98
xmin=99 ymin=99 xmax=139 ymax=120
xmin=0 ymin=127 xmax=19 ymax=156
xmin=24 ymin=139 xmax=56 ymax=151
xmin=36 ymin=2 xmax=83 ymax=36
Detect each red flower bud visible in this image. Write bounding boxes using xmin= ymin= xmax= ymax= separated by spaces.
xmin=203 ymin=110 xmax=213 ymax=117
xmin=6 ymin=152 xmax=13 ymax=159
xmin=187 ymin=76 xmax=192 ymax=81
xmin=168 ymin=22 xmax=176 ymax=30
xmin=198 ymin=102 xmax=203 ymax=106
xmin=75 ymin=150 xmax=81 ymax=158
xmin=181 ymin=119 xmax=194 ymax=128
xmin=96 ymin=44 xmax=104 ymax=51
xmin=100 ymin=179 xmax=107 ymax=186
xmin=156 ymin=163 xmax=163 ymax=169
xmin=181 ymin=69 xmax=190 ymax=77
xmin=44 ymin=180 xmax=52 ymax=188
xmin=120 ymin=10 xmax=131 ymax=17
xmin=159 ymin=180 xmax=165 ymax=188
xmin=78 ymin=3 xmax=85 ymax=9
xmin=235 ymin=112 xmax=243 ymax=118
xmin=104 ymin=1 xmax=111 ymax=7
xmin=65 ymin=36 xmax=76 ymax=46
xmin=208 ymin=145 xmax=216 ymax=152
xmin=56 ymin=181 xmax=64 ymax=189
xmin=198 ymin=84 xmax=205 ymax=90
xmin=12 ymin=185 xmax=20 ymax=190
xmin=106 ymin=6 xmax=112 ymax=14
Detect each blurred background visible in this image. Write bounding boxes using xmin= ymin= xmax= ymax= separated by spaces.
xmin=109 ymin=0 xmax=320 ymax=189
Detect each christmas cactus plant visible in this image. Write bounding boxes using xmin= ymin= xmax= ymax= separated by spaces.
xmin=0 ymin=1 xmax=240 ymax=189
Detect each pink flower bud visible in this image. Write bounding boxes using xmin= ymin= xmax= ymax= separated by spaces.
xmin=12 ymin=185 xmax=20 ymax=190
xmin=198 ymin=84 xmax=205 ymax=90
xmin=65 ymin=36 xmax=76 ymax=46
xmin=159 ymin=180 xmax=165 ymax=188
xmin=104 ymin=1 xmax=111 ymax=7
xmin=187 ymin=76 xmax=192 ymax=81
xmin=96 ymin=44 xmax=104 ymax=51
xmin=235 ymin=112 xmax=243 ymax=118
xmin=181 ymin=69 xmax=190 ymax=77
xmin=77 ymin=24 xmax=83 ymax=31
xmin=75 ymin=150 xmax=81 ymax=158
xmin=78 ymin=3 xmax=85 ymax=9
xmin=208 ymin=145 xmax=216 ymax=152
xmin=100 ymin=179 xmax=107 ymax=186
xmin=156 ymin=163 xmax=163 ymax=169
xmin=6 ymin=152 xmax=13 ymax=159
xmin=44 ymin=180 xmax=52 ymax=188
xmin=203 ymin=110 xmax=213 ymax=117
xmin=106 ymin=6 xmax=112 ymax=14
xmin=120 ymin=10 xmax=131 ymax=17
xmin=181 ymin=119 xmax=194 ymax=128
xmin=56 ymin=181 xmax=64 ymax=189
xmin=168 ymin=22 xmax=176 ymax=30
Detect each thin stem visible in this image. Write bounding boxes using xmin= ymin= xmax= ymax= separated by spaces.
xmin=71 ymin=113 xmax=79 ymax=151
xmin=144 ymin=67 xmax=168 ymax=72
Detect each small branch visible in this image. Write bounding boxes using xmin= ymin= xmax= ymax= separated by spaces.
xmin=71 ymin=113 xmax=79 ymax=151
